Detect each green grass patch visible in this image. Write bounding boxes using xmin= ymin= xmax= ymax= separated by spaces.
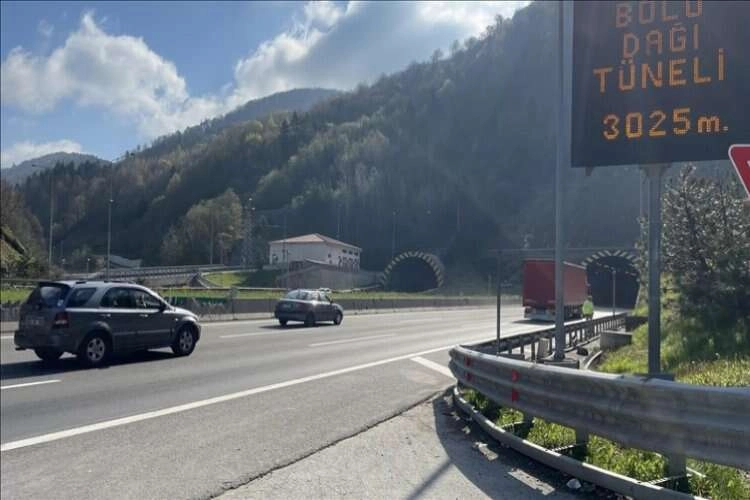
xmin=203 ymin=269 xmax=281 ymax=288
xmin=688 ymin=461 xmax=750 ymax=500
xmin=1 ymin=287 xmax=32 ymax=304
xmin=586 ymin=437 xmax=665 ymax=482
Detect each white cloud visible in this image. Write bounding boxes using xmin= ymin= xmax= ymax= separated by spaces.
xmin=1 ymin=12 xmax=225 ymax=137
xmin=228 ymin=1 xmax=530 ymax=104
xmin=38 ymin=19 xmax=54 ymax=38
xmin=0 ymin=139 xmax=83 ymax=168
xmin=2 ymin=2 xmax=529 ymax=140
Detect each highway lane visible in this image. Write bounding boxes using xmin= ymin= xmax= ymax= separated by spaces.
xmin=1 ymin=306 xmax=606 ymax=499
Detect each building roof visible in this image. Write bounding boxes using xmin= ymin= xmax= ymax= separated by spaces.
xmin=270 ymin=233 xmax=361 ymax=250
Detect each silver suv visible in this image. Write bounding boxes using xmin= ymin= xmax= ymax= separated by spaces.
xmin=14 ymin=281 xmax=201 ymax=367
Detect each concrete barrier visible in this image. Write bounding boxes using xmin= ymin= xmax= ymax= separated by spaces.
xmin=600 ymin=329 xmax=633 ymax=350
xmin=0 ymin=296 xmax=498 ymax=325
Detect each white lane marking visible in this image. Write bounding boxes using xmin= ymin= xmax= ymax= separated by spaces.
xmin=396 ymin=318 xmax=451 ymax=324
xmin=0 ymin=335 xmax=494 ymax=453
xmin=309 ymin=334 xmax=395 ymax=347
xmin=1 ymin=335 xmax=13 ymax=340
xmin=411 ymin=356 xmax=454 ymax=379
xmin=220 ymin=331 xmax=278 ymax=339
xmin=1 ymin=379 xmax=60 ymax=391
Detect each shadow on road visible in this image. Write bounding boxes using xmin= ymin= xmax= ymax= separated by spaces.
xmin=258 ymin=323 xmax=337 ymax=330
xmin=423 ymin=389 xmax=585 ymax=499
xmin=1 ymin=350 xmax=177 ymax=381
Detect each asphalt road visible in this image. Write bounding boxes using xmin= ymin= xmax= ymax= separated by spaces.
xmin=0 ymin=306 xmax=606 ymax=500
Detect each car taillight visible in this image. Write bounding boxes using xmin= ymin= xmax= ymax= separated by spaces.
xmin=53 ymin=312 xmax=69 ymax=328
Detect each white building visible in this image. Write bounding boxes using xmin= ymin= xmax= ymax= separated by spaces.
xmin=269 ymin=233 xmax=361 ymax=271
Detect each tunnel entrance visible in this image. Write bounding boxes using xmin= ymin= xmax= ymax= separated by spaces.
xmin=585 ymin=254 xmax=639 ymax=310
xmin=382 ymin=251 xmax=445 ymax=292
xmin=388 ymin=258 xmax=439 ymax=292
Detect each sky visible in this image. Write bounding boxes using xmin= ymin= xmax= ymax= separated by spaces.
xmin=1 ymin=1 xmax=528 ymax=168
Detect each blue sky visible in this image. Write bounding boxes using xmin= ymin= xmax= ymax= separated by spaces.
xmin=1 ymin=1 xmax=528 ymax=167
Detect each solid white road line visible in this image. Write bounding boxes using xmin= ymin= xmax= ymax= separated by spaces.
xmin=410 ymin=356 xmax=454 ymax=378
xmin=1 ymin=379 xmax=61 ymax=391
xmin=0 ymin=335 xmax=494 ymax=453
xmin=309 ymin=334 xmax=395 ymax=347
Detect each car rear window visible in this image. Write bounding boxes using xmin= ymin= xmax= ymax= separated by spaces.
xmin=25 ymin=284 xmax=71 ymax=308
xmin=66 ymin=288 xmax=96 ymax=308
xmin=285 ymin=290 xmax=300 ymax=299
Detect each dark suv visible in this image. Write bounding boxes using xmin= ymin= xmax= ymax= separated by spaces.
xmin=15 ymin=281 xmax=201 ymax=366
xmin=274 ymin=289 xmax=343 ymax=327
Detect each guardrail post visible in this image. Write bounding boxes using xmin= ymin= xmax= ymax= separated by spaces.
xmin=667 ymin=454 xmax=688 ymax=492
xmin=574 ymin=429 xmax=589 ymax=461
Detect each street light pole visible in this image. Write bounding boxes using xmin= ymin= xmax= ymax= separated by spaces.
xmin=612 ymin=269 xmax=617 ymax=317
xmin=391 ymin=210 xmax=396 ymax=260
xmin=284 ymin=211 xmax=290 ymax=290
xmin=48 ymin=174 xmax=54 ymax=274
xmin=107 ymin=196 xmax=113 ymax=280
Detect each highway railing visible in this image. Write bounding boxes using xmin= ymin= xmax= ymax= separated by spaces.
xmin=91 ymin=264 xmax=240 ymax=279
xmin=479 ymin=313 xmax=627 ymax=360
xmin=449 ymin=345 xmax=750 ymax=496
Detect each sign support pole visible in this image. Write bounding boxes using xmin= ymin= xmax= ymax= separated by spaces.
xmin=554 ymin=0 xmax=572 ymax=360
xmin=645 ymin=163 xmax=669 ymax=376
xmin=496 ymin=251 xmax=501 ymax=355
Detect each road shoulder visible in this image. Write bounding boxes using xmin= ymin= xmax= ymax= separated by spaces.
xmin=220 ymin=391 xmax=577 ymax=499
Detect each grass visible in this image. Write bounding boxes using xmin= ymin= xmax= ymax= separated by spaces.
xmin=0 ymin=287 xmax=32 ymax=304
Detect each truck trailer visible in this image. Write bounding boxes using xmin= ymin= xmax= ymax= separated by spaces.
xmin=522 ymin=259 xmax=588 ymax=321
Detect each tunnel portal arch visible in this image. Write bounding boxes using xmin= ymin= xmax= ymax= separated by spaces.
xmin=582 ymin=250 xmax=639 ymax=310
xmin=381 ymin=251 xmax=445 ymax=292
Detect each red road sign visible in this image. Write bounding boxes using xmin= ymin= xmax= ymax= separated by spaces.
xmin=729 ymin=145 xmax=750 ymax=200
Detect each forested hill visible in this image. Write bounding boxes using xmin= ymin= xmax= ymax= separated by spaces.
xmin=20 ymin=2 xmax=671 ymax=274
xmin=133 ymin=88 xmax=339 ymax=160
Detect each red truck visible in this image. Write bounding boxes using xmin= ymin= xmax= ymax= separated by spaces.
xmin=522 ymin=259 xmax=588 ymax=321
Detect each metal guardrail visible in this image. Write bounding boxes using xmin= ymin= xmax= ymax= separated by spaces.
xmin=485 ymin=313 xmax=627 ymax=360
xmin=449 ymin=346 xmax=750 ymax=472
xmin=91 ymin=264 xmax=241 ymax=279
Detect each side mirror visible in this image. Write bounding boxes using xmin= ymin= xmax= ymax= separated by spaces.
xmin=159 ymin=302 xmax=168 ymax=312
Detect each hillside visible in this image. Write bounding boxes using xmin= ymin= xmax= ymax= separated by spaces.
xmin=18 ymin=1 xmax=696 ymax=277
xmin=133 ymin=88 xmax=339 ymax=160
xmin=1 ymin=152 xmax=110 ymax=185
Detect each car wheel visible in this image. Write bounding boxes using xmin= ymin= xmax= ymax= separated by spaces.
xmin=279 ymin=319 xmax=288 ymax=326
xmin=78 ymin=333 xmax=111 ymax=367
xmin=34 ymin=347 xmax=63 ymax=363
xmin=305 ymin=312 xmax=316 ymax=327
xmin=172 ymin=325 xmax=197 ymax=356
xmin=333 ymin=312 xmax=343 ymax=325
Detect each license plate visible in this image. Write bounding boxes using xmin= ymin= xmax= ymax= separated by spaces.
xmin=25 ymin=316 xmax=43 ymax=327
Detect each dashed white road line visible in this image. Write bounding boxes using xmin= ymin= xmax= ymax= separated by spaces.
xmin=309 ymin=334 xmax=395 ymax=347
xmin=1 ymin=379 xmax=61 ymax=391
xmin=0 ymin=335 xmax=494 ymax=453
xmin=411 ymin=356 xmax=454 ymax=378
